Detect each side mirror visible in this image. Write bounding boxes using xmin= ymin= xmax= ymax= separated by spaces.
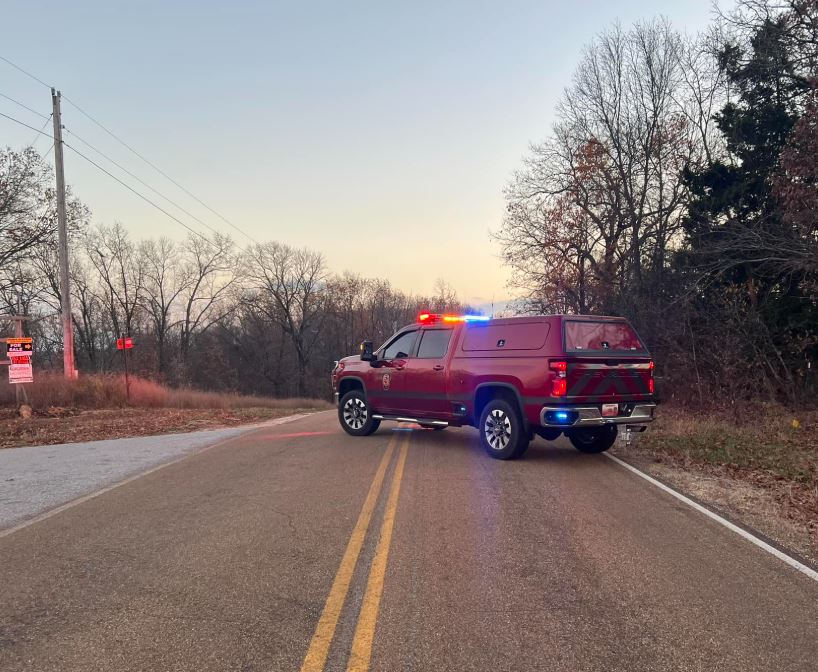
xmin=360 ymin=340 xmax=375 ymax=362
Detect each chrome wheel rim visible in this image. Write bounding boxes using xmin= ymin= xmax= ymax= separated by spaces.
xmin=343 ymin=397 xmax=367 ymax=430
xmin=484 ymin=409 xmax=512 ymax=451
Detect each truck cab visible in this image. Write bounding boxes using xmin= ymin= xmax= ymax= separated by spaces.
xmin=332 ymin=313 xmax=656 ymax=459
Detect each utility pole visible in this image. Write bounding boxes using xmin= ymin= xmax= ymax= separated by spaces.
xmin=52 ymin=88 xmax=76 ymax=379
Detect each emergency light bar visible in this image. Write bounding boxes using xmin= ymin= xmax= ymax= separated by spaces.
xmin=418 ymin=312 xmax=491 ymax=324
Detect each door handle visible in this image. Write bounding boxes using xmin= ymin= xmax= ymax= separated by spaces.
xmin=433 ymin=364 xmax=445 ymax=371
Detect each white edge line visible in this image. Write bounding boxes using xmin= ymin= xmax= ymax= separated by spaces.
xmin=604 ymin=453 xmax=818 ymax=583
xmin=0 ymin=412 xmax=312 ymax=540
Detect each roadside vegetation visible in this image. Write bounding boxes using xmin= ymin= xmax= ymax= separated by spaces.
xmin=0 ymin=373 xmax=331 ymax=448
xmin=640 ymin=406 xmax=815 ymax=485
xmin=2 ymin=1 xmax=814 ymax=408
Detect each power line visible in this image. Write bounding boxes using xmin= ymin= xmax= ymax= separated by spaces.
xmin=61 ymin=95 xmax=258 ymax=244
xmin=63 ymin=141 xmax=221 ymax=249
xmin=30 ymin=113 xmax=53 ymax=148
xmin=0 ymin=55 xmax=52 ymax=89
xmin=0 ymin=91 xmax=50 ymax=120
xmin=1 ymin=54 xmax=256 ymax=244
xmin=0 ymin=110 xmax=52 ymax=137
xmin=63 ymin=126 xmax=223 ymax=238
xmin=0 ymin=108 xmax=53 ymax=148
xmin=1 ymin=110 xmax=222 ymax=247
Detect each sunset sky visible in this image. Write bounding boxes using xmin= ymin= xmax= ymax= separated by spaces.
xmin=1 ymin=0 xmax=714 ymax=306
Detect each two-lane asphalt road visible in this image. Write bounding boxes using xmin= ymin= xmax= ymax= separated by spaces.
xmin=1 ymin=411 xmax=817 ymax=671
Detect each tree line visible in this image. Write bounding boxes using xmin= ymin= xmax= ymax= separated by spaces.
xmin=0 ymin=153 xmax=468 ymax=398
xmin=497 ymin=0 xmax=817 ymax=405
xmin=2 ymin=0 xmax=815 ymax=406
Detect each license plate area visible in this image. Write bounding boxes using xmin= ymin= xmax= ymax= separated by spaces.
xmin=601 ymin=403 xmax=619 ymax=418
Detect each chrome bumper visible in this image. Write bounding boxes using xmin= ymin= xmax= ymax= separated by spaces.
xmin=333 ymin=392 xmax=339 ymax=406
xmin=540 ymin=403 xmax=656 ymax=428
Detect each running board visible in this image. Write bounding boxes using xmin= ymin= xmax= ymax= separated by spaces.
xmin=372 ymin=414 xmax=448 ymax=427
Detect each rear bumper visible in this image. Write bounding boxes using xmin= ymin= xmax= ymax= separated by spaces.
xmin=333 ymin=392 xmax=339 ymax=407
xmin=540 ymin=402 xmax=656 ymax=428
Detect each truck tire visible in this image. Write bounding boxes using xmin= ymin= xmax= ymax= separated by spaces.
xmin=567 ymin=425 xmax=617 ymax=454
xmin=339 ymin=389 xmax=381 ymax=436
xmin=478 ymin=398 xmax=528 ymax=460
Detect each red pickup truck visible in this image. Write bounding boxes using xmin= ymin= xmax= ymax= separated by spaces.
xmin=332 ymin=313 xmax=656 ymax=459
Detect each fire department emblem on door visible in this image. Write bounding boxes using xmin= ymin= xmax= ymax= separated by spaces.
xmin=382 ymin=373 xmax=391 ymax=390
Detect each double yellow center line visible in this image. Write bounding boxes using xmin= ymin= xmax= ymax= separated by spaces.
xmin=300 ymin=432 xmax=410 ymax=672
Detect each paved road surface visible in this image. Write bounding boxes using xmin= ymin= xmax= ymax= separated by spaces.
xmin=1 ymin=411 xmax=816 ymax=671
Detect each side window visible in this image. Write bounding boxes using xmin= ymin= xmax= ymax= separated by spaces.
xmin=417 ymin=329 xmax=453 ymax=359
xmin=382 ymin=331 xmax=417 ymax=360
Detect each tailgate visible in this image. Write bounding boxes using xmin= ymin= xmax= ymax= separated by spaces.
xmin=566 ymin=358 xmax=653 ymax=401
xmin=562 ymin=318 xmax=652 ymax=401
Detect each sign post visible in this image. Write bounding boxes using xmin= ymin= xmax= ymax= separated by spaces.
xmin=116 ymin=336 xmax=134 ymax=401
xmin=2 ymin=321 xmax=33 ymax=407
xmin=7 ymin=338 xmax=34 ymax=387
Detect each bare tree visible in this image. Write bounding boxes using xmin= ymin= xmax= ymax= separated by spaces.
xmin=0 ymin=148 xmax=55 ymax=294
xmin=431 ymin=278 xmax=459 ymax=312
xmin=84 ymin=223 xmax=145 ymax=340
xmin=178 ymin=232 xmax=239 ymax=370
xmin=501 ymin=20 xmax=714 ymax=314
xmin=246 ymin=242 xmax=328 ymax=396
xmin=141 ymin=237 xmax=188 ymax=376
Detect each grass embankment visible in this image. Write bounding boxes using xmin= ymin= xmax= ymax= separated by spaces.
xmin=0 ymin=373 xmax=332 ymax=448
xmin=614 ymin=403 xmax=818 ymax=563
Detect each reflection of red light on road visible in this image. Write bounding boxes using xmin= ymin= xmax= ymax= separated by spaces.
xmin=266 ymin=431 xmax=334 ymax=440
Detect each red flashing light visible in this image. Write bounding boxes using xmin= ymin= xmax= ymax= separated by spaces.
xmin=417 ymin=312 xmax=491 ymax=325
xmin=549 ymin=360 xmax=567 ymax=373
xmin=649 ymin=360 xmax=655 ymax=371
xmin=552 ymin=378 xmax=567 ymax=397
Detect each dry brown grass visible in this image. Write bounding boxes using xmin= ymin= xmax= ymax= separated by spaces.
xmin=0 ymin=372 xmax=330 ymax=412
xmin=637 ymin=403 xmax=817 ymax=484
xmin=0 ymin=407 xmax=323 ymax=449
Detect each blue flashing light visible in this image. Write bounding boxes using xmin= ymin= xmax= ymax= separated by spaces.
xmin=462 ymin=314 xmax=491 ymax=322
xmin=555 ymin=411 xmax=570 ymax=423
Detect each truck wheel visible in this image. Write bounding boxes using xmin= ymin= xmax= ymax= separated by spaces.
xmin=339 ymin=390 xmax=380 ymax=436
xmin=479 ymin=399 xmax=528 ymax=460
xmin=568 ymin=426 xmax=617 ymax=454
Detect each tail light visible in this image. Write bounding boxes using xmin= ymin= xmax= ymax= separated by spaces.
xmin=550 ymin=360 xmax=568 ymax=396
xmin=649 ymin=378 xmax=655 ymax=394
xmin=549 ymin=360 xmax=567 ymax=374
xmin=649 ymin=360 xmax=655 ymax=394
